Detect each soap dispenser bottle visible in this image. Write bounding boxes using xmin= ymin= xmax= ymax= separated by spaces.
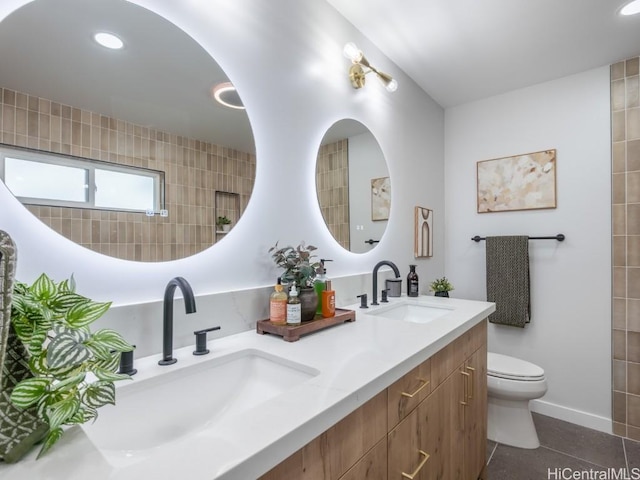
xmin=321 ymin=280 xmax=336 ymax=318
xmin=314 ymin=259 xmax=332 ymax=314
xmin=269 ymin=277 xmax=288 ymax=325
xmin=287 ymin=284 xmax=302 ymax=326
xmin=407 ymin=265 xmax=419 ymax=297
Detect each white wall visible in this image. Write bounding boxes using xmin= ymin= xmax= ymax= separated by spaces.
xmin=444 ymin=67 xmax=612 ymax=431
xmin=0 ymin=0 xmax=444 ymax=342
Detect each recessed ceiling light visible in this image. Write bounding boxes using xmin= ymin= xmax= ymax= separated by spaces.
xmin=621 ymin=0 xmax=640 ymax=15
xmin=94 ymin=32 xmax=124 ymax=50
xmin=212 ymin=82 xmax=245 ymax=110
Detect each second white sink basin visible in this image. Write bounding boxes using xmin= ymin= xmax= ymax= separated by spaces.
xmin=82 ymin=349 xmax=319 ymax=453
xmin=368 ymin=301 xmax=453 ymax=324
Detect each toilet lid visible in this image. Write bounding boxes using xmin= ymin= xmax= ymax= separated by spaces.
xmin=487 ymin=352 xmax=545 ymax=381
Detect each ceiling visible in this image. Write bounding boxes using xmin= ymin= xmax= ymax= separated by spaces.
xmin=325 ymin=0 xmax=640 ymax=107
xmin=0 ymin=0 xmax=255 ymax=154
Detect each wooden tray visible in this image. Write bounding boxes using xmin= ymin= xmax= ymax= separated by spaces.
xmin=256 ymin=308 xmax=356 ymax=342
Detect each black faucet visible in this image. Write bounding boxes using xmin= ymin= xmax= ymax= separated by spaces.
xmin=372 ymin=260 xmax=400 ymax=306
xmin=159 ymin=277 xmax=197 ymax=366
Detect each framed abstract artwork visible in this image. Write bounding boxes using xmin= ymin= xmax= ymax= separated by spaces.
xmin=477 ymin=149 xmax=557 ymax=213
xmin=371 ymin=177 xmax=390 ymax=221
xmin=414 ymin=206 xmax=433 ymax=258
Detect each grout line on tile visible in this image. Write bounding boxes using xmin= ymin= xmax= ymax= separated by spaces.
xmin=541 ymin=445 xmax=620 ymax=470
xmin=486 ymin=442 xmax=498 ymax=465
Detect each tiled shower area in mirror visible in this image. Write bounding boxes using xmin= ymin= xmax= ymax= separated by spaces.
xmin=0 ymin=87 xmax=255 ymax=262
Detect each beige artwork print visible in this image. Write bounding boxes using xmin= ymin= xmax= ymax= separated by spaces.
xmin=477 ymin=149 xmax=556 ymax=213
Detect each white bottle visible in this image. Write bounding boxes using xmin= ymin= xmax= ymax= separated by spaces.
xmin=286 ymin=284 xmax=302 ymax=326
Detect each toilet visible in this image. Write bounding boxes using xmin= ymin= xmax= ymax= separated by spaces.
xmin=487 ymin=352 xmax=547 ymax=449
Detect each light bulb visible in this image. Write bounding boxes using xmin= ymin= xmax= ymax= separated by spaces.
xmin=94 ymin=32 xmax=124 ymax=50
xmin=621 ymin=0 xmax=640 ymax=15
xmin=385 ymin=78 xmax=398 ymax=93
xmin=343 ymin=42 xmax=363 ymax=63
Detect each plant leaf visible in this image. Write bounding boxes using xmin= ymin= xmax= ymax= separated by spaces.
xmin=90 ymin=329 xmax=134 ymax=353
xmin=31 ymin=273 xmax=57 ymax=301
xmin=36 ymin=427 xmax=64 ymax=460
xmin=83 ymin=382 xmax=116 ymax=409
xmin=93 ymin=368 xmax=131 ymax=382
xmin=10 ymin=378 xmax=50 ymax=409
xmin=89 ymin=351 xmax=120 ymax=371
xmin=65 ymin=300 xmax=112 ymax=329
xmin=46 ymin=397 xmax=80 ymax=430
xmin=51 ymin=372 xmax=86 ymax=393
xmin=48 ymin=292 xmax=87 ymax=314
xmin=47 ymin=332 xmax=92 ymax=370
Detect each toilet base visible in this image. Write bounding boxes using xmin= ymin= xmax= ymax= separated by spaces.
xmin=488 ymin=397 xmax=540 ymax=449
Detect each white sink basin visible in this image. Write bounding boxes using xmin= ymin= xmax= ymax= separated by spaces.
xmin=82 ymin=349 xmax=319 ymax=452
xmin=368 ymin=301 xmax=453 ymax=324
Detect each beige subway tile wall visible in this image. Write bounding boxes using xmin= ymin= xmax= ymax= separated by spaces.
xmin=316 ymin=139 xmax=350 ymax=250
xmin=0 ymin=87 xmax=255 ymax=262
xmin=612 ymin=55 xmax=640 ymax=440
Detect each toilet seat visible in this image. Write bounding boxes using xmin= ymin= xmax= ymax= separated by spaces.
xmin=488 ymin=352 xmax=545 ymax=382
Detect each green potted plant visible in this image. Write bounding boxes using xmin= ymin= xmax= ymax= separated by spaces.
xmin=429 ymin=277 xmax=454 ymax=297
xmin=269 ymin=242 xmax=321 ymax=321
xmin=216 ymin=216 xmax=232 ymax=232
xmin=8 ymin=273 xmax=134 ymax=460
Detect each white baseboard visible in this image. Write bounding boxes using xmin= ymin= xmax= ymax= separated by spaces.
xmin=530 ymin=399 xmax=612 ymax=435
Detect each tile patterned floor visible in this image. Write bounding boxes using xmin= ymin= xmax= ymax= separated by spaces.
xmin=486 ymin=413 xmax=640 ymax=479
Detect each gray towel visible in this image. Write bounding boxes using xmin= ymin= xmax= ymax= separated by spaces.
xmin=0 ymin=231 xmax=48 ymax=463
xmin=486 ymin=236 xmax=530 ymax=328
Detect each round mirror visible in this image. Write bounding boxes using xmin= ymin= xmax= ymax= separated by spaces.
xmin=0 ymin=0 xmax=256 ymax=262
xmin=315 ymin=119 xmax=390 ymax=253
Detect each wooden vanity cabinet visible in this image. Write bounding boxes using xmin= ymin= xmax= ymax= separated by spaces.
xmin=259 ymin=320 xmax=487 ymax=480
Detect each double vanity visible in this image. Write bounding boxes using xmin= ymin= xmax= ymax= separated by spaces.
xmin=0 ymin=295 xmax=494 ymax=480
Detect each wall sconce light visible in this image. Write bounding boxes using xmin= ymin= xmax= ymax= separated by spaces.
xmin=343 ymin=42 xmax=398 ymax=92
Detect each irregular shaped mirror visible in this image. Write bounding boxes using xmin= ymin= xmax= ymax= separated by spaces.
xmin=315 ymin=119 xmax=390 ymax=253
xmin=0 ymin=0 xmax=256 ymax=262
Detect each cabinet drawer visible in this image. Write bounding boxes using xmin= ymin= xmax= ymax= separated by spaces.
xmin=387 ymin=357 xmax=431 ymax=429
xmin=431 ymin=320 xmax=486 ymax=388
xmin=259 ymin=390 xmax=387 ymax=480
xmin=339 ymin=437 xmax=387 ymax=480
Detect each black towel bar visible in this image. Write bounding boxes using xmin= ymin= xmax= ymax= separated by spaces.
xmin=364 ymin=239 xmax=380 ymax=245
xmin=471 ymin=234 xmax=565 ymax=242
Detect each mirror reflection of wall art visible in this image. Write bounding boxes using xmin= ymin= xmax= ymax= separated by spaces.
xmin=414 ymin=206 xmax=433 ymax=258
xmin=371 ymin=177 xmax=390 ymax=221
xmin=477 ymin=149 xmax=557 ymax=213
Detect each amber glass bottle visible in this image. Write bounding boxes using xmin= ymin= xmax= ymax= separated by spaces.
xmin=407 ymin=265 xmax=419 ymax=297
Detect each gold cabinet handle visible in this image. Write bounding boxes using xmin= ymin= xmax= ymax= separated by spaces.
xmin=466 ymin=366 xmax=475 ymax=400
xmin=401 ymin=450 xmax=430 ymax=479
xmin=460 ymin=371 xmax=470 ymax=406
xmin=401 ymin=378 xmax=429 ymax=398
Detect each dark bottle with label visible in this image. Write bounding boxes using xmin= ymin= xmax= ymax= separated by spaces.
xmin=407 ymin=265 xmax=419 ymax=297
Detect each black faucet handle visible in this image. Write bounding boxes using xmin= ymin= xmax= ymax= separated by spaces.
xmin=357 ymin=294 xmax=368 ymax=309
xmin=118 ymin=347 xmax=137 ymax=376
xmin=381 ymin=289 xmax=389 ymax=303
xmin=193 ymin=326 xmax=221 ymax=356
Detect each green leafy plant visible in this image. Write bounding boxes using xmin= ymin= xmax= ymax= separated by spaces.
xmin=269 ymin=241 xmax=321 ymax=288
xmin=9 ymin=273 xmax=133 ymax=459
xmin=216 ymin=216 xmax=232 ymax=226
xmin=429 ymin=277 xmax=454 ymax=293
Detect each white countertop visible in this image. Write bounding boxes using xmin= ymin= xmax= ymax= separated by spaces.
xmin=0 ymin=295 xmax=494 ymax=480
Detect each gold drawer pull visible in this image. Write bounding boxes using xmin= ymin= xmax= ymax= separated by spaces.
xmin=401 ymin=450 xmax=430 ymax=479
xmin=401 ymin=378 xmax=429 ymax=398
xmin=466 ymin=366 xmax=475 ymax=399
xmin=460 ymin=371 xmax=470 ymax=406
